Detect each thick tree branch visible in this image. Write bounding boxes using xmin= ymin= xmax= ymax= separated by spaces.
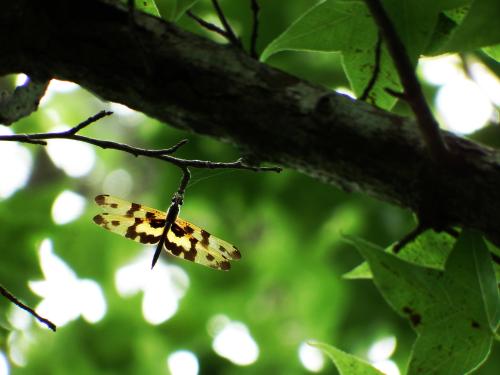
xmin=0 ymin=76 xmax=49 ymax=125
xmin=2 ymin=0 xmax=500 ymax=244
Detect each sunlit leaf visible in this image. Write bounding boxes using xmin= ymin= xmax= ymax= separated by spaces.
xmin=309 ymin=341 xmax=384 ymax=375
xmin=482 ymin=44 xmax=500 ymax=61
xmin=343 ymin=230 xmax=455 ymax=279
xmin=261 ymin=0 xmax=399 ymax=108
xmin=123 ymin=0 xmax=160 ymax=17
xmin=445 ymin=0 xmax=500 ymax=52
xmin=171 ymin=0 xmax=202 ymax=21
xmin=347 ymin=230 xmax=499 ymax=374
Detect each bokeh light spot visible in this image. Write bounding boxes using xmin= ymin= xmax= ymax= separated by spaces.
xmin=48 ymin=79 xmax=80 ymax=93
xmin=167 ymin=350 xmax=199 ymax=375
xmin=6 ymin=331 xmax=30 ymax=367
xmin=7 ymin=307 xmax=32 ymax=331
xmin=335 ymin=86 xmax=356 ymax=99
xmin=114 ymin=253 xmax=189 ymax=325
xmin=29 ymin=239 xmax=107 ymax=327
xmin=102 ymin=169 xmax=133 ymax=198
xmin=368 ymin=336 xmax=399 ymax=375
xmin=46 ymin=126 xmax=95 ymax=177
xmin=15 ymin=74 xmax=28 ymax=86
xmin=436 ymin=78 xmax=493 ymax=134
xmin=0 ymin=128 xmax=32 ymax=199
xmin=299 ymin=342 xmax=325 ymax=372
xmin=211 ymin=319 xmax=259 ymax=366
xmin=419 ymin=55 xmax=462 ymax=86
xmin=0 ymin=351 xmax=9 ymax=375
xmin=51 ymin=190 xmax=86 ymax=225
xmin=367 ymin=336 xmax=396 ymax=362
xmin=470 ymin=61 xmax=500 ymax=106
xmin=372 ymin=360 xmax=400 ymax=375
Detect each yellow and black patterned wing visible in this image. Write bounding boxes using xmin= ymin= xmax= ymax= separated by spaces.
xmin=174 ymin=218 xmax=241 ymax=261
xmin=93 ymin=194 xmax=166 ymax=244
xmin=165 ymin=219 xmax=241 ymax=270
xmin=94 ymin=194 xmax=166 ymax=219
xmin=93 ymin=194 xmax=241 ymax=270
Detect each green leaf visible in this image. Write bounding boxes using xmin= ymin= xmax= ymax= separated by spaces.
xmin=347 ymin=230 xmax=499 ymax=374
xmin=342 ymin=44 xmax=400 ymax=109
xmin=260 ymin=0 xmax=460 ymax=109
xmin=133 ymin=0 xmax=161 ymax=17
xmin=309 ymin=341 xmax=384 ymax=375
xmin=445 ymin=0 xmax=500 ymax=52
xmin=343 ymin=230 xmax=455 ymax=279
xmin=482 ymin=44 xmax=500 ymax=61
xmin=167 ymin=0 xmax=202 ymax=21
xmin=261 ymin=1 xmax=376 ymax=61
xmin=261 ymin=0 xmax=400 ymax=108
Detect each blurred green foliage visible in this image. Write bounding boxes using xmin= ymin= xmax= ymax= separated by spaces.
xmin=1 ymin=0 xmax=499 ymax=374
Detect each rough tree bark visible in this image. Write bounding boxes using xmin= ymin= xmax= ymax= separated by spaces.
xmin=2 ymin=0 xmax=500 ymax=244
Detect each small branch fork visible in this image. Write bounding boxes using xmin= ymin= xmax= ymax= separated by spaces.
xmin=0 ymin=284 xmax=56 ymax=332
xmin=363 ymin=0 xmax=448 ymax=163
xmin=0 ymin=110 xmax=282 ymax=173
xmin=363 ymin=0 xmax=460 ymax=250
xmin=187 ymin=0 xmax=261 ymax=58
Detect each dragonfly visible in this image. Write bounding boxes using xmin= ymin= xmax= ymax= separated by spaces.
xmin=93 ymin=194 xmax=241 ymax=270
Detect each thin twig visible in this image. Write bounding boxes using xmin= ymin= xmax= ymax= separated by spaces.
xmin=0 ymin=284 xmax=56 ymax=331
xmin=364 ymin=0 xmax=448 ymax=163
xmin=148 ymin=139 xmax=189 ymax=155
xmin=0 ymin=112 xmax=282 ymax=174
xmin=211 ymin=0 xmax=242 ymax=48
xmin=69 ymin=110 xmax=112 ymax=134
xmin=249 ymin=0 xmax=260 ymax=59
xmin=360 ymin=32 xmax=382 ymax=102
xmin=187 ymin=11 xmax=228 ymax=39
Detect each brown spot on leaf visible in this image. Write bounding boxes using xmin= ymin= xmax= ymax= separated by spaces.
xmin=402 ymin=306 xmax=421 ymax=327
xmin=471 ymin=320 xmax=480 ymax=329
